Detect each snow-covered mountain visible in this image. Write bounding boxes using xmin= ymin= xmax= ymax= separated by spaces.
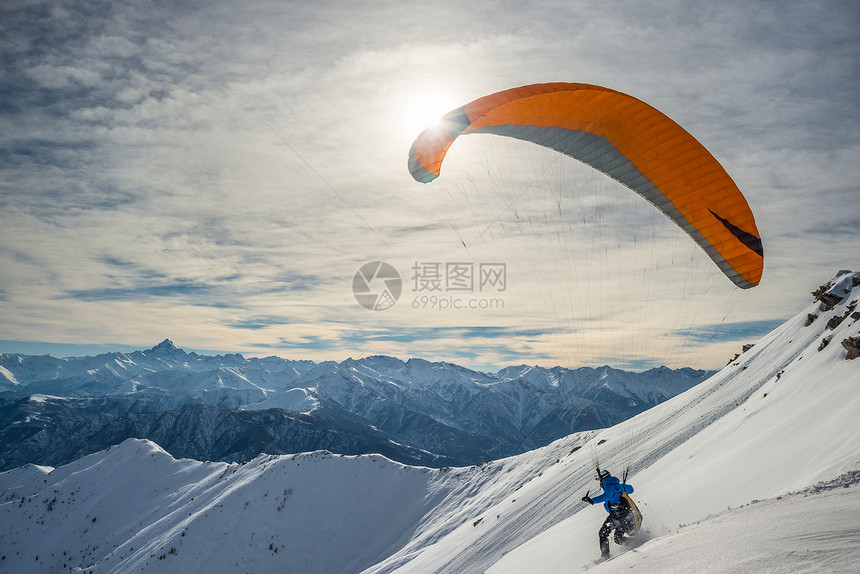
xmin=1 ymin=270 xmax=858 ymax=574
xmin=0 ymin=342 xmax=711 ymax=471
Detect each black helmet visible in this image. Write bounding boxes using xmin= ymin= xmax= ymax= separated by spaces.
xmin=596 ymin=469 xmax=610 ymax=482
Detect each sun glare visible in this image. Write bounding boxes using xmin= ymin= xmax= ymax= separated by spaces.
xmin=407 ymin=91 xmax=457 ymax=137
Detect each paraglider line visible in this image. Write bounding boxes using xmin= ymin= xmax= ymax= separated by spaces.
xmin=465 ymin=154 xmax=562 ymax=249
xmin=256 ymin=113 xmax=392 ymax=249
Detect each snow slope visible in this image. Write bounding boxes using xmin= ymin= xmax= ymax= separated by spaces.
xmin=0 ymin=270 xmax=858 ymax=574
xmin=0 ymin=440 xmax=462 ymax=574
xmin=491 ymin=473 xmax=860 ymax=574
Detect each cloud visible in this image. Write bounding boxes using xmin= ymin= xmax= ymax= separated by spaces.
xmin=1 ymin=0 xmax=858 ymax=370
xmin=62 ymin=281 xmax=213 ymax=302
xmin=672 ymin=320 xmax=789 ymax=346
xmin=98 ymin=255 xmax=138 ymax=268
xmin=228 ymin=316 xmax=293 ymax=331
xmin=358 ymin=325 xmax=521 ymax=344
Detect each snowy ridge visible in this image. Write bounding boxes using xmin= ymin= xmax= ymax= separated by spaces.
xmin=1 ymin=271 xmax=859 ymax=573
xmin=0 ymin=364 xmax=20 ymax=389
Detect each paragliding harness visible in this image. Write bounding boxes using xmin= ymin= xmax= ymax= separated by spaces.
xmin=619 ymin=493 xmax=642 ymax=534
xmin=617 ymin=467 xmax=642 ymax=534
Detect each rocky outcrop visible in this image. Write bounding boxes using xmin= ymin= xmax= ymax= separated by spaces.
xmin=812 ymin=283 xmax=844 ymax=310
xmin=828 ymin=301 xmax=858 ymax=330
xmin=819 ymin=292 xmax=844 ymax=310
xmin=842 ymin=336 xmax=860 ymax=360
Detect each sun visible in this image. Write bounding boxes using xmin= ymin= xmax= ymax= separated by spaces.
xmin=406 ymin=91 xmax=457 ymax=137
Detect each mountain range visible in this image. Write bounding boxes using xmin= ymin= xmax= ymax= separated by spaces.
xmin=0 ymin=340 xmax=712 ymax=471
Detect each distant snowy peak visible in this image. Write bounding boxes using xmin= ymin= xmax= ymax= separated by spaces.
xmin=145 ymin=338 xmax=183 ymax=356
xmin=133 ymin=338 xmax=196 ymax=363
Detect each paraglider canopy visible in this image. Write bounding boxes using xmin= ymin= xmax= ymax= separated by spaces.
xmin=408 ymin=82 xmax=763 ymax=289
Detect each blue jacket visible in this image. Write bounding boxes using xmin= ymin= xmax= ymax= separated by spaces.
xmin=591 ymin=475 xmax=634 ymax=514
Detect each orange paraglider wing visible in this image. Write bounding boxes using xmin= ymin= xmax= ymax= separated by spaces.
xmin=408 ymin=83 xmax=763 ymax=289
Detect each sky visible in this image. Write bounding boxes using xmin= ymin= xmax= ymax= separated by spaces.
xmin=1 ymin=0 xmax=858 ymax=370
